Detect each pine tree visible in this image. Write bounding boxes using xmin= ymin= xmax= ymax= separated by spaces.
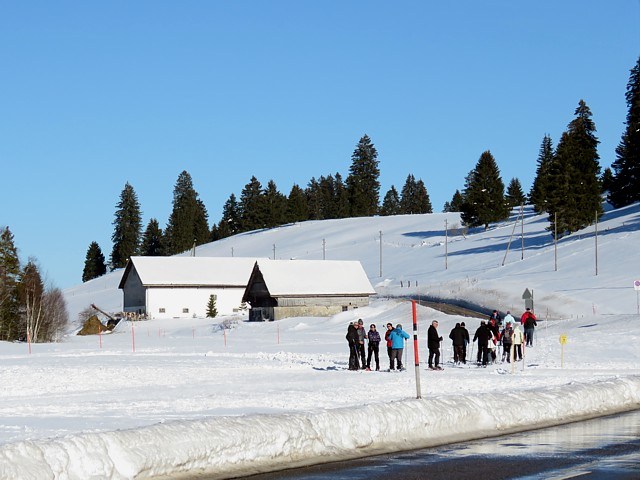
xmin=238 ymin=176 xmax=266 ymax=232
xmin=209 ymin=223 xmax=220 ymax=242
xmin=334 ymin=173 xmax=350 ymax=219
xmin=529 ymin=135 xmax=555 ymax=213
xmin=82 ymin=241 xmax=107 ymax=282
xmin=318 ymin=175 xmax=337 ymax=219
xmin=460 ymin=151 xmax=509 ymax=229
xmin=206 ymin=295 xmax=218 ymax=318
xmin=506 ymin=178 xmax=526 ymax=208
xmin=399 ymin=174 xmax=418 ymax=214
xmin=194 ymin=199 xmax=210 ymax=246
xmin=140 ymin=219 xmax=165 ymax=256
xmin=414 ymin=179 xmax=433 ymax=213
xmin=601 ymin=167 xmax=614 ymax=194
xmin=443 ymin=190 xmax=464 ymax=212
xmin=263 ymin=180 xmax=288 ymax=228
xmin=218 ymin=193 xmax=241 ymax=239
xmin=609 ymin=57 xmax=640 ymax=208
xmin=346 ymin=134 xmax=380 ymax=217
xmin=286 ymin=184 xmax=309 ymax=223
xmin=110 ymin=182 xmax=142 ymax=270
xmin=548 ymin=100 xmax=602 ymax=237
xmin=0 ymin=227 xmax=21 ymax=341
xmin=165 ymin=171 xmax=209 ymax=254
xmin=305 ymin=177 xmax=321 ymax=220
xmin=380 ymin=186 xmax=401 ymax=216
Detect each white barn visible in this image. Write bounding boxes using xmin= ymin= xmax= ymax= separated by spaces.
xmin=242 ymin=259 xmax=376 ymax=321
xmin=118 ymin=256 xmax=259 ymax=318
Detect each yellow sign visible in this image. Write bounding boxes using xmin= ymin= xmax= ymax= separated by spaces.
xmin=559 ymin=334 xmax=568 ymax=345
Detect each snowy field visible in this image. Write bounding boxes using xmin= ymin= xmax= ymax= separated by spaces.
xmin=1 ymin=204 xmax=640 ymax=479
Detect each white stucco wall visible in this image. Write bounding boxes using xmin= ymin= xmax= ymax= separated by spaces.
xmin=146 ymin=286 xmax=246 ymax=319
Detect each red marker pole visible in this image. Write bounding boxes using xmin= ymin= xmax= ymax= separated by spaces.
xmin=412 ymin=300 xmax=422 ymax=399
xmin=27 ymin=331 xmax=32 ymax=355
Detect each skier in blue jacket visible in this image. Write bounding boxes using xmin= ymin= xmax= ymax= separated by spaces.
xmin=388 ymin=323 xmax=410 ymax=371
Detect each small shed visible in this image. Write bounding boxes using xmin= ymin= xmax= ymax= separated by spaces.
xmin=242 ymin=259 xmax=376 ymax=321
xmin=119 ymin=256 xmax=259 ymax=318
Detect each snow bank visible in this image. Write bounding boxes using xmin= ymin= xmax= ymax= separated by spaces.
xmin=2 ymin=376 xmax=639 ymax=480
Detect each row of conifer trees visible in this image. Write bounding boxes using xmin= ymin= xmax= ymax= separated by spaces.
xmin=83 ymin=57 xmax=640 ymax=282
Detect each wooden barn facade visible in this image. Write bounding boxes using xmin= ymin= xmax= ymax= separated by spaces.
xmin=242 ymin=259 xmax=376 ymax=321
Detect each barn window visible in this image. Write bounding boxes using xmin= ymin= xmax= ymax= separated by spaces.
xmin=183 ymin=308 xmax=189 ymax=314
xmin=159 ymin=308 xmax=166 ymax=313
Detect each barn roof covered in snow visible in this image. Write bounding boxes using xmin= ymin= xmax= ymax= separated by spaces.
xmin=244 ymin=259 xmax=376 ymax=297
xmin=118 ymin=256 xmax=261 ymax=289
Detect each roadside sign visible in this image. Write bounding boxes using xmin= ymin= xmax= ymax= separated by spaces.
xmin=559 ymin=334 xmax=567 ymax=368
xmin=634 ymin=280 xmax=640 ymax=291
xmin=522 ymin=288 xmax=534 ymax=311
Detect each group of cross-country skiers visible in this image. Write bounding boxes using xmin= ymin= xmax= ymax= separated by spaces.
xmin=346 ymin=308 xmax=538 ymax=371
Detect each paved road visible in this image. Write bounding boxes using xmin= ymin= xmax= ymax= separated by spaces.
xmin=242 ymin=409 xmax=640 ymax=480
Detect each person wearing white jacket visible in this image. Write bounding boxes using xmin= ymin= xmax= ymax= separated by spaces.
xmin=512 ymin=324 xmax=525 ymax=361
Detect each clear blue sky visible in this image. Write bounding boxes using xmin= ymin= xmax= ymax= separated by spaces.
xmin=1 ymin=1 xmax=639 ymax=289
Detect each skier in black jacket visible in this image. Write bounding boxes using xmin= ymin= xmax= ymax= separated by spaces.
xmin=427 ymin=320 xmax=443 ymax=370
xmin=346 ymin=323 xmax=360 ymax=370
xmin=473 ymin=320 xmax=492 ymax=366
xmin=449 ymin=323 xmax=469 ymax=364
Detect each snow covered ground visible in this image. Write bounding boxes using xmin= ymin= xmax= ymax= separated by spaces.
xmin=1 ymin=205 xmax=639 ymax=479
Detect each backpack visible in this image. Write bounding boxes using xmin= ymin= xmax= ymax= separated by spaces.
xmin=502 ymin=328 xmax=513 ymax=343
xmin=524 ymin=315 xmax=536 ymax=328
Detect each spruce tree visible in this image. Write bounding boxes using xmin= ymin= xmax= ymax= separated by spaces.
xmin=380 ymin=186 xmax=401 ymax=216
xmin=305 ymin=177 xmax=321 ymax=220
xmin=140 ymin=219 xmax=165 ymax=256
xmin=194 ymin=199 xmax=210 ymax=246
xmin=609 ymin=57 xmax=640 ymax=208
xmin=460 ymin=151 xmax=509 ymax=229
xmin=399 ymin=174 xmax=418 ymax=214
xmin=414 ymin=179 xmax=433 ymax=214
xmin=334 ymin=173 xmax=350 ymax=219
xmin=263 ymin=180 xmax=288 ymax=228
xmin=206 ymin=295 xmax=218 ymax=318
xmin=545 ymin=132 xmax=574 ymax=237
xmin=601 ymin=167 xmax=614 ymax=194
xmin=82 ymin=241 xmax=107 ymax=282
xmin=286 ymin=184 xmax=309 ymax=223
xmin=238 ymin=176 xmax=266 ymax=232
xmin=218 ymin=193 xmax=241 ymax=239
xmin=529 ymin=135 xmax=555 ymax=213
xmin=506 ymin=178 xmax=526 ymax=208
xmin=346 ymin=134 xmax=380 ymax=217
xmin=0 ymin=227 xmax=21 ymax=341
xmin=444 ymin=190 xmax=464 ymax=212
xmin=165 ymin=171 xmax=209 ymax=254
xmin=110 ymin=182 xmax=142 ymax=270
xmin=547 ymin=100 xmax=602 ymax=237
xmin=318 ymin=175 xmax=337 ymax=219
